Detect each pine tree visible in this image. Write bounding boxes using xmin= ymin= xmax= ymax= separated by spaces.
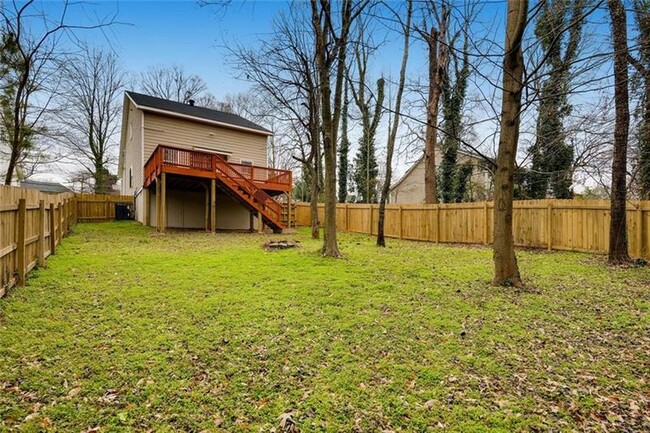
xmin=353 ymin=135 xmax=379 ymax=202
xmin=352 ymin=77 xmax=384 ymax=203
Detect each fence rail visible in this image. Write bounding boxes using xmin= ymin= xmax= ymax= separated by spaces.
xmin=295 ymin=199 xmax=650 ymax=260
xmin=1 ymin=186 xmax=134 ymax=297
xmin=76 ymin=194 xmax=134 ymax=221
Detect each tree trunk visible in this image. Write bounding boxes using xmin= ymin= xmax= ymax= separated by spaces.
xmin=378 ymin=0 xmax=412 ymax=247
xmin=608 ymin=0 xmax=631 ymax=264
xmin=310 ymin=159 xmax=320 ymax=239
xmin=4 ymin=148 xmax=19 ymax=185
xmin=424 ymin=21 xmax=447 ymax=205
xmin=492 ymin=0 xmax=528 ymax=287
xmin=641 ymin=78 xmax=650 ymax=200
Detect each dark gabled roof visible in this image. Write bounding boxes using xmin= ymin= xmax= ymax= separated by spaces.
xmin=125 ymin=91 xmax=272 ymax=135
xmin=21 ymin=180 xmax=72 ymax=194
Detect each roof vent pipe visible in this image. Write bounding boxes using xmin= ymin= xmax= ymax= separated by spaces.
xmin=188 ymin=99 xmax=195 ymax=106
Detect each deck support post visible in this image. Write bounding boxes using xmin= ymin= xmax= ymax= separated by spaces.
xmin=143 ymin=187 xmax=150 ymax=227
xmin=160 ymin=173 xmax=167 ymax=233
xmin=155 ymin=176 xmax=161 ymax=232
xmin=211 ymin=179 xmax=217 ymax=234
xmin=287 ymin=191 xmax=292 ymax=228
xmin=204 ymin=186 xmax=209 ymax=231
xmin=258 ymin=211 xmax=264 ymax=233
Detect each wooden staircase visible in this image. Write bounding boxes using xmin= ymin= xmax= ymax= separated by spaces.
xmin=213 ymin=156 xmax=286 ymax=232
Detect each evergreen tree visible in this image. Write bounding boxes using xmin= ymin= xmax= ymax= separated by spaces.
xmin=630 ymin=0 xmax=650 ymax=199
xmin=352 ymin=77 xmax=384 ymax=203
xmin=439 ymin=25 xmax=471 ymax=203
xmin=353 ymin=134 xmax=379 ymax=202
xmin=527 ymin=0 xmax=586 ymax=199
xmin=453 ymin=162 xmax=474 ymax=202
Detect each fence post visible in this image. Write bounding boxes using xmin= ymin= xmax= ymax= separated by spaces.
xmin=73 ymin=197 xmax=78 ymax=225
xmin=58 ymin=201 xmax=63 ymax=243
xmin=547 ymin=201 xmax=553 ymax=251
xmin=63 ymin=199 xmax=68 ymax=237
xmin=368 ymin=204 xmax=373 ymax=235
xmin=67 ymin=197 xmax=71 ymax=230
xmin=398 ymin=205 xmax=403 ymax=239
xmin=49 ymin=202 xmax=56 ymax=255
xmin=17 ymin=198 xmax=26 ymax=286
xmin=38 ymin=200 xmax=45 ymax=267
xmin=483 ymin=202 xmax=489 ymax=245
xmin=345 ymin=204 xmax=350 ymax=231
xmin=105 ymin=197 xmax=110 ymax=221
xmin=435 ymin=204 xmax=440 ymax=243
xmin=638 ymin=202 xmax=643 ymax=257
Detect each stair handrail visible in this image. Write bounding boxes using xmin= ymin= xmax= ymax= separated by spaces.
xmin=213 ymin=155 xmax=283 ymax=222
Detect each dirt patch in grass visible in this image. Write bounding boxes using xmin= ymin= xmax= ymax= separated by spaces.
xmin=1 ymin=222 xmax=649 ymax=432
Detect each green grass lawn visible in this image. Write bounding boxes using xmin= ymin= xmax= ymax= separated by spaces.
xmin=1 ymin=222 xmax=649 ymax=432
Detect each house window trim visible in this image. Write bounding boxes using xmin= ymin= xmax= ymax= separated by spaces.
xmin=129 ymin=167 xmax=133 ymax=189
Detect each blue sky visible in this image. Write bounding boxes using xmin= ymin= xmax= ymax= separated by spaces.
xmin=59 ymin=1 xmax=509 ymax=100
xmin=65 ymin=1 xmax=293 ymax=98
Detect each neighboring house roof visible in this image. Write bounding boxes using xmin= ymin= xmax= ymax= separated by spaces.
xmin=21 ymin=180 xmax=72 ymax=194
xmin=125 ymin=91 xmax=272 ymax=135
xmin=390 ymin=158 xmax=424 ymax=191
xmin=390 ymin=149 xmax=493 ymax=191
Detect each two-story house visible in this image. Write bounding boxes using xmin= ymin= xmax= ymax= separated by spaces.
xmin=118 ymin=91 xmax=292 ymax=233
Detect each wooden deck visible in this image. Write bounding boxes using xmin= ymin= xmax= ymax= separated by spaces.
xmin=144 ymin=145 xmax=291 ymax=194
xmin=143 ymin=145 xmax=292 ymax=233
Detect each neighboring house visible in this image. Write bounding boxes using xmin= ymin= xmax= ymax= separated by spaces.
xmin=390 ymin=149 xmax=493 ymax=203
xmin=20 ymin=180 xmax=73 ymax=194
xmin=118 ymin=91 xmax=292 ymax=233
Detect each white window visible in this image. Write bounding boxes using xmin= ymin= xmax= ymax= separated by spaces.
xmin=128 ymin=122 xmax=133 ymax=141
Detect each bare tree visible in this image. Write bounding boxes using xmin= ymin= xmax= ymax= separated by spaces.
xmin=416 ymin=2 xmax=449 ymax=204
xmin=377 ymin=0 xmax=412 ymax=247
xmin=310 ymin=0 xmax=367 ymax=257
xmin=58 ymin=47 xmax=124 ymax=193
xmin=230 ymin=6 xmax=322 ymax=239
xmin=349 ymin=21 xmax=385 ymax=203
xmin=492 ymin=0 xmax=528 ymax=287
xmin=607 ymin=0 xmax=631 ymax=264
xmin=0 ymin=0 xmax=114 ymax=184
xmin=138 ymin=65 xmax=209 ymax=104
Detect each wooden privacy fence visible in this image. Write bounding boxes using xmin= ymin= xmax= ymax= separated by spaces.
xmin=76 ymin=194 xmax=134 ymax=221
xmin=1 ymin=186 xmax=134 ymax=297
xmin=295 ymin=200 xmax=650 ymax=260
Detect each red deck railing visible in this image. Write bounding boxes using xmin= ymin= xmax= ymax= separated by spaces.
xmin=143 ymin=145 xmax=292 ymax=192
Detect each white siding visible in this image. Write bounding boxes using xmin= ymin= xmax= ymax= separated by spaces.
xmin=391 ymin=153 xmax=493 ymax=204
xmin=121 ymin=101 xmax=145 ymax=222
